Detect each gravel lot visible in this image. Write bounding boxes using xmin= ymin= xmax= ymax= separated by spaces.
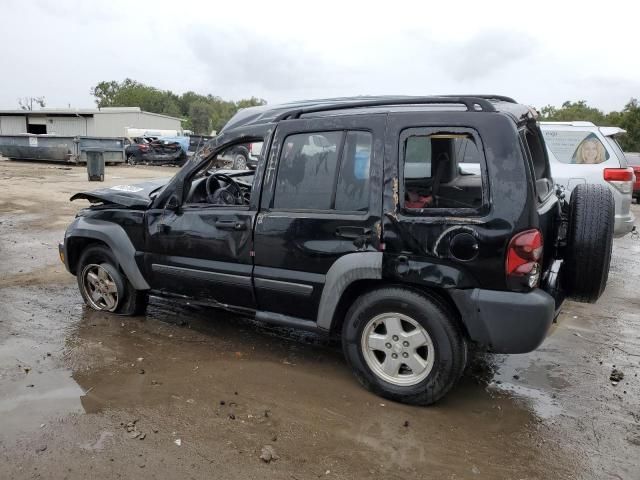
xmin=1 ymin=158 xmax=639 ymax=479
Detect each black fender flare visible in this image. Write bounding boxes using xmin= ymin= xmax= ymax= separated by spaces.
xmin=316 ymin=252 xmax=382 ymax=330
xmin=65 ymin=217 xmax=150 ymax=290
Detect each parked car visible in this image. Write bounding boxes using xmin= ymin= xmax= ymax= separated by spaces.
xmin=188 ymin=135 xmax=215 ymax=155
xmin=228 ymin=142 xmax=262 ymax=169
xmin=60 ymin=96 xmax=614 ymax=405
xmin=625 ymin=152 xmax=640 ymax=202
xmin=540 ymin=122 xmax=635 ymax=237
xmin=124 ymin=137 xmax=150 ymax=164
xmin=124 ymin=136 xmax=186 ymax=166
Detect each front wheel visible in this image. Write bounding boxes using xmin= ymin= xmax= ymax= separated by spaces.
xmin=232 ymin=153 xmax=248 ymax=170
xmin=342 ymin=287 xmax=467 ymax=405
xmin=77 ymin=245 xmax=148 ymax=316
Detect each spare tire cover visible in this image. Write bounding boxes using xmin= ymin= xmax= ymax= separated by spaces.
xmin=563 ymin=183 xmax=614 ymax=303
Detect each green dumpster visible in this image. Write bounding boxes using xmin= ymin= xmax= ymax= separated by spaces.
xmin=86 ymin=150 xmax=105 ymax=181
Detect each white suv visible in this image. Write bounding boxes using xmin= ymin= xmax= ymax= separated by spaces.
xmin=541 ymin=122 xmax=635 ymax=237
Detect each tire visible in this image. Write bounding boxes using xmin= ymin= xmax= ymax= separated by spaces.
xmin=232 ymin=153 xmax=248 ymax=170
xmin=77 ymin=245 xmax=148 ymax=316
xmin=342 ymin=287 xmax=467 ymax=405
xmin=563 ymin=183 xmax=614 ymax=303
xmin=127 ymin=154 xmax=138 ymax=166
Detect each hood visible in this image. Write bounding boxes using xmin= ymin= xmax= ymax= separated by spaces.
xmin=70 ymin=178 xmax=171 ymax=207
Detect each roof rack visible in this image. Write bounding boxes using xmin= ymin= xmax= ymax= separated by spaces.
xmin=274 ymin=96 xmax=500 ymax=121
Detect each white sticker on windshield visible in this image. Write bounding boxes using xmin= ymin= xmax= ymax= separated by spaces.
xmin=110 ymin=185 xmax=144 ymax=192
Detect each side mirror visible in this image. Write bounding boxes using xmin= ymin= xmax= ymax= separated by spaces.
xmin=165 ymin=195 xmax=181 ymax=212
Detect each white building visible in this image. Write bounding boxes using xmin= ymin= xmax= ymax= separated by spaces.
xmin=0 ymin=107 xmax=183 ymax=137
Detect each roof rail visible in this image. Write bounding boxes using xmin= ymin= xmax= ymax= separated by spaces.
xmin=274 ymin=96 xmax=498 ymax=121
xmin=444 ymin=94 xmax=517 ymax=104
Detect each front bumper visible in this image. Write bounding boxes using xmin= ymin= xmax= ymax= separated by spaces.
xmin=59 ymin=241 xmax=71 ymax=273
xmin=449 ymin=288 xmax=556 ymax=354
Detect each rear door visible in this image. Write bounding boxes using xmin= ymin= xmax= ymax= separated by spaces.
xmin=252 ymin=114 xmax=385 ymax=320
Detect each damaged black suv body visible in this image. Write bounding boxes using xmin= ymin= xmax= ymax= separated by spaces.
xmin=60 ymin=96 xmax=614 ymax=405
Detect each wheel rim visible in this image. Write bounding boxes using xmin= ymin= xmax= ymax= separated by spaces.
xmin=81 ymin=264 xmax=119 ymax=312
xmin=127 ymin=155 xmax=137 ymax=165
xmin=361 ymin=312 xmax=435 ymax=386
xmin=234 ymin=154 xmax=247 ymax=169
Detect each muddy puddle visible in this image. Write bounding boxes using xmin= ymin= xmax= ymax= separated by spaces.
xmin=1 ymin=282 xmax=583 ymax=479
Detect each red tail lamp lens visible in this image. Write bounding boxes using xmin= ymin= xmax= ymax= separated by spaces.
xmin=506 ymin=229 xmax=543 ymax=276
xmin=603 ymin=168 xmax=634 ymax=182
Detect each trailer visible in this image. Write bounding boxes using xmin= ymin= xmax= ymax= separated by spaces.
xmin=0 ymin=135 xmax=125 ymax=164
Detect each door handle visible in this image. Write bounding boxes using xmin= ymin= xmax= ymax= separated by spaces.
xmin=215 ymin=219 xmax=246 ymax=230
xmin=335 ymin=226 xmax=371 ymax=239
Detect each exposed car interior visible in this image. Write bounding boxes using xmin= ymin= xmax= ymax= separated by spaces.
xmin=183 ymin=147 xmax=255 ymax=205
xmin=403 ymin=133 xmax=484 ymax=210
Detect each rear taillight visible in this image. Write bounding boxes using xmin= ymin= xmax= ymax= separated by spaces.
xmin=249 ymin=142 xmax=263 ymax=155
xmin=506 ymin=229 xmax=543 ymax=289
xmin=604 ymin=167 xmax=634 ymax=193
xmin=139 ymin=144 xmax=149 ymax=151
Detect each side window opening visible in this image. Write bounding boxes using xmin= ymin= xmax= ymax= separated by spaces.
xmin=273 ymin=130 xmax=372 ymax=212
xmin=402 ymin=131 xmax=485 ymax=211
xmin=335 ymin=131 xmax=372 ymax=211
xmin=181 ymin=142 xmax=259 ymax=206
xmin=521 ymin=128 xmax=552 ymax=200
xmin=274 ymin=131 xmax=342 ymax=210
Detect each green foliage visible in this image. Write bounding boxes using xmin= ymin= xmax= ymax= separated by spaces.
xmin=539 ymin=100 xmax=606 ymax=124
xmin=618 ymin=99 xmax=640 ymax=152
xmin=90 ymin=79 xmax=266 ymax=135
xmin=539 ymin=99 xmax=640 ymax=152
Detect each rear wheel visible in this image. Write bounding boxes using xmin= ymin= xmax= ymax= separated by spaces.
xmin=77 ymin=245 xmax=148 ymax=315
xmin=127 ymin=154 xmax=138 ymax=166
xmin=342 ymin=287 xmax=467 ymax=405
xmin=563 ymin=183 xmax=614 ymax=303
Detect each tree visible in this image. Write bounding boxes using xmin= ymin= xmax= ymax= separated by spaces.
xmin=90 ymin=79 xmax=267 ymax=134
xmin=91 ymin=81 xmax=119 ymax=107
xmin=18 ymin=96 xmax=46 ymax=110
xmin=188 ymin=101 xmax=213 ymax=135
xmin=617 ymin=99 xmax=640 ymax=152
xmin=539 ymin=100 xmax=606 ymax=124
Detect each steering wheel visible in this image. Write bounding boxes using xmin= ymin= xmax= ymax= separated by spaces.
xmin=205 ymin=173 xmax=244 ymax=205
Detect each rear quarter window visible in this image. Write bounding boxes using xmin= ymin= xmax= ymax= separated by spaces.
xmin=542 ymin=130 xmax=611 ymax=165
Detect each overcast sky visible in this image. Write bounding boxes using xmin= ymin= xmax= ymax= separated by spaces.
xmin=2 ymin=0 xmax=639 ymax=112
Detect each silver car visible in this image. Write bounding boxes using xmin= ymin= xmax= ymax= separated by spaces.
xmin=541 ymin=122 xmax=635 ymax=237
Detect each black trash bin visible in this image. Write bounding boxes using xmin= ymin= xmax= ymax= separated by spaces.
xmin=86 ymin=150 xmax=105 ymax=181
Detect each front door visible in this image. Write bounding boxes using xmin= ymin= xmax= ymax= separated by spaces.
xmin=252 ymin=114 xmax=385 ymax=320
xmin=144 ymin=175 xmax=257 ymax=308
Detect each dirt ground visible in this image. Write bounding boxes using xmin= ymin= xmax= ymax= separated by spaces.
xmin=0 ymin=158 xmax=639 ymax=480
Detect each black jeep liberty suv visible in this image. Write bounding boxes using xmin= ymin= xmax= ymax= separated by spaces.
xmin=60 ymin=96 xmax=614 ymax=405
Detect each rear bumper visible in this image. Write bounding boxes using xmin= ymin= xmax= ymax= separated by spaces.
xmin=449 ymin=288 xmax=556 ymax=354
xmin=614 ymin=211 xmax=635 ymax=237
